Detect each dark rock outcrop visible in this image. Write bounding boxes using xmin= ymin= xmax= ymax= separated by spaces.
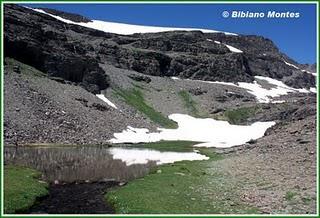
xmin=300 ymin=63 xmax=316 ymax=74
xmin=4 ymin=4 xmax=109 ymax=94
xmin=188 ymin=87 xmax=207 ymax=96
xmin=283 ymin=72 xmax=316 ymax=89
xmin=128 ymin=74 xmax=152 ymax=83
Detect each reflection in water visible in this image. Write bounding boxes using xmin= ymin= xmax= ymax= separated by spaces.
xmin=109 ymin=147 xmax=209 ymax=165
xmin=4 ymin=146 xmax=156 ymax=183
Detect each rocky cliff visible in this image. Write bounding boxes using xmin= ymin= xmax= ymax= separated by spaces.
xmin=4 ymin=4 xmax=315 ymax=92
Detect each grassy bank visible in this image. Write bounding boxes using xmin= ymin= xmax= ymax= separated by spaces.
xmin=137 ymin=141 xmax=198 ymax=152
xmin=131 ymin=140 xmax=200 ymax=152
xmin=4 ymin=165 xmax=48 ymax=214
xmin=114 ymin=88 xmax=178 ymax=128
xmin=106 ymin=145 xmax=258 ymax=214
xmin=214 ymin=106 xmax=261 ymax=125
xmin=5 ymin=58 xmax=46 ymax=77
xmin=178 ymin=90 xmax=201 ymax=117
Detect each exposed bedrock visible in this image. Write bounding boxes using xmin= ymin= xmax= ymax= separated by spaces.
xmin=4 ymin=4 xmax=315 ymax=90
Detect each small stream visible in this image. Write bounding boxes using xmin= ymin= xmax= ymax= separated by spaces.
xmin=4 ymin=145 xmax=206 ymax=214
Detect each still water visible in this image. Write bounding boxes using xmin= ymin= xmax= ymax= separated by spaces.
xmin=4 ymin=145 xmax=207 ymax=183
xmin=4 ymin=146 xmax=156 ymax=183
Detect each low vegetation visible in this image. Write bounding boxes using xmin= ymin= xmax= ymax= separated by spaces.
xmin=106 ymin=144 xmax=258 ymax=214
xmin=216 ymin=106 xmax=261 ymax=125
xmin=4 ymin=165 xmax=48 ymax=214
xmin=114 ymin=88 xmax=178 ymax=128
xmin=285 ymin=191 xmax=297 ymax=201
xmin=131 ymin=140 xmax=200 ymax=152
xmin=5 ymin=58 xmax=46 ymax=77
xmin=301 ymin=196 xmax=313 ymax=205
xmin=178 ymin=90 xmax=201 ymax=117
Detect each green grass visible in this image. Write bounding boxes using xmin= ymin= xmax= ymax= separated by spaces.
xmin=301 ymin=196 xmax=313 ymax=205
xmin=127 ymin=140 xmax=201 ymax=152
xmin=216 ymin=106 xmax=261 ymax=125
xmin=178 ymin=90 xmax=201 ymax=117
xmin=114 ymin=88 xmax=178 ymax=128
xmin=106 ymin=148 xmax=258 ymax=214
xmin=5 ymin=58 xmax=46 ymax=77
xmin=4 ymin=165 xmax=48 ymax=214
xmin=132 ymin=82 xmax=150 ymax=91
xmin=285 ymin=191 xmax=297 ymax=201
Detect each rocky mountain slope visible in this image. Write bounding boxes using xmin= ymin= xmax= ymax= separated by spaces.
xmin=4 ymin=4 xmax=317 ymax=146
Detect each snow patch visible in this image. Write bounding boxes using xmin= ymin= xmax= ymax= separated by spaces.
xmin=29 ymin=7 xmax=237 ymax=35
xmin=271 ymin=100 xmax=285 ymax=104
xmin=238 ymin=76 xmax=313 ymax=103
xmin=283 ymin=60 xmax=299 ymax=70
xmin=302 ymin=70 xmax=317 ymax=77
xmin=212 ymin=40 xmax=243 ymax=53
xmin=224 ymin=44 xmax=243 ymax=53
xmin=310 ymin=87 xmax=317 ymax=93
xmin=32 ymin=8 xmax=75 ymax=24
xmin=109 ymin=147 xmax=209 ymax=166
xmin=205 ymin=80 xmax=238 ymax=87
xmin=96 ymin=94 xmax=118 ymax=109
xmin=110 ymin=114 xmax=275 ymax=148
xmin=171 ymin=77 xmax=180 ymax=80
xmin=171 ymin=75 xmax=315 ymax=103
xmin=283 ymin=60 xmax=317 ymax=76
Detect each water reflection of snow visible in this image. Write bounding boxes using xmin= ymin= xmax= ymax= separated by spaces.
xmin=109 ymin=147 xmax=209 ymax=166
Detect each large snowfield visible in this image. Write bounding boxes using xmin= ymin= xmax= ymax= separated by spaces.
xmin=110 ymin=114 xmax=275 ymax=148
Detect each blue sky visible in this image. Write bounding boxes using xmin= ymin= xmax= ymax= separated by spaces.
xmin=23 ymin=3 xmax=317 ymax=64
